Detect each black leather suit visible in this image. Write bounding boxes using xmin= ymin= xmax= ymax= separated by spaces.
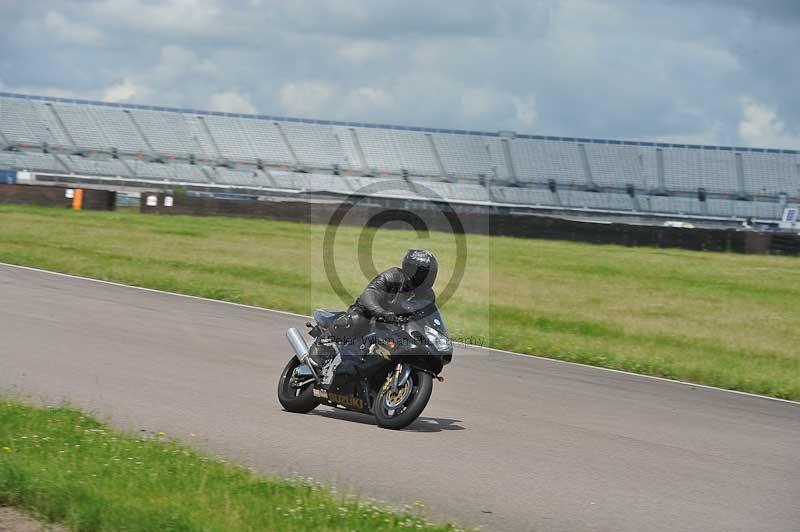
xmin=330 ymin=267 xmax=435 ymax=343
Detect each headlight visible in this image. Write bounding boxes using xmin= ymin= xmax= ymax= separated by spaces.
xmin=424 ymin=326 xmax=452 ymax=352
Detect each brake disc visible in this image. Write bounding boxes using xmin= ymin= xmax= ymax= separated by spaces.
xmin=384 ymin=380 xmax=412 ymax=411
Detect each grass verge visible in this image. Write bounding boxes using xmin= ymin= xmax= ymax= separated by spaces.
xmin=0 ymin=204 xmax=798 ymax=399
xmin=0 ymin=399 xmax=462 ymax=531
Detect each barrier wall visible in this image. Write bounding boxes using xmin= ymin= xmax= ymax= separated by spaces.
xmin=0 ymin=184 xmax=116 ymax=210
xmin=0 ymin=170 xmax=16 ymax=184
xmin=139 ymin=192 xmax=800 ymax=256
xmin=141 ymin=193 xmax=314 ymax=221
xmin=489 ymin=215 xmax=777 ymax=253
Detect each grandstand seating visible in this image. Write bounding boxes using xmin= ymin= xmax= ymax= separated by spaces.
xmin=709 ymin=198 xmax=783 ymax=219
xmin=561 ymin=190 xmax=633 ymax=211
xmin=63 ymin=155 xmax=128 ymax=177
xmin=171 ymin=163 xmax=208 ymax=183
xmin=353 ymin=127 xmax=440 ymax=176
xmin=741 ymin=151 xmax=799 ymax=196
xmin=214 ymin=166 xmax=258 ymax=187
xmin=431 ymin=133 xmax=494 ymax=179
xmin=510 ymin=138 xmax=585 ymax=187
xmin=485 ymin=137 xmax=514 ymax=181
xmin=753 ymin=201 xmax=784 ymax=219
xmin=87 ymin=107 xmax=148 ymax=153
xmin=131 ymin=110 xmax=195 ymax=157
xmin=127 ymin=159 xmax=173 ymax=180
xmin=282 ymin=122 xmax=350 ymax=170
xmin=439 ymin=182 xmax=490 ymax=202
xmin=203 ymin=115 xmax=258 ymax=162
xmin=0 ymin=150 xmax=64 ymax=172
xmin=583 ymin=143 xmax=650 ymax=190
xmin=269 ymin=171 xmax=308 ymax=190
xmin=662 ymin=148 xmax=739 ymax=194
xmin=49 ymin=103 xmax=108 ymax=150
xmin=0 ymin=98 xmax=53 ymax=146
xmin=490 ymin=186 xmax=555 ymax=206
xmin=644 ymin=195 xmax=704 ymax=216
xmin=183 ymin=115 xmax=219 ymax=160
xmin=1 ymin=92 xmax=797 ymax=220
xmin=345 ymin=175 xmax=424 ymax=199
xmin=238 ymin=119 xmax=294 ymax=164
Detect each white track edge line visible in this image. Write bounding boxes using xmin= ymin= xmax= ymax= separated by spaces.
xmin=3 ymin=261 xmax=798 ymax=406
xmin=1 ymin=262 xmax=310 ymax=319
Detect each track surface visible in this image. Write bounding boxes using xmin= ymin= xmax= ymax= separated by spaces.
xmin=1 ymin=264 xmax=798 ymax=532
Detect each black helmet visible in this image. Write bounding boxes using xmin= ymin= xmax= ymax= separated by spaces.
xmin=401 ymin=249 xmax=438 ymax=290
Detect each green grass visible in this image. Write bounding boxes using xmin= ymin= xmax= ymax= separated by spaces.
xmin=0 ymin=399 xmax=462 ymax=531
xmin=1 ymin=204 xmax=799 ymax=399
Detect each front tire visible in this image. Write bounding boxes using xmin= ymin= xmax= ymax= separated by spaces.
xmin=373 ymin=370 xmax=433 ymax=430
xmin=277 ymin=357 xmax=318 ymax=413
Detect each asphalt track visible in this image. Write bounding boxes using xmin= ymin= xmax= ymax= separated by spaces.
xmin=1 ymin=263 xmax=798 ymax=532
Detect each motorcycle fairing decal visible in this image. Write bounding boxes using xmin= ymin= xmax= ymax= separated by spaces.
xmin=374 ymin=345 xmax=392 ymax=359
xmin=327 ymin=391 xmax=364 ymax=410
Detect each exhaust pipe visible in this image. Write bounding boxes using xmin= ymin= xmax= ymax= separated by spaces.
xmin=287 ymin=327 xmax=319 ymax=379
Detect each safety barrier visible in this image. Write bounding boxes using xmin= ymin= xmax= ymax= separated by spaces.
xmin=139 ymin=192 xmax=800 ymax=255
xmin=0 ymin=170 xmax=16 ymax=185
xmin=0 ymin=184 xmax=116 ymax=210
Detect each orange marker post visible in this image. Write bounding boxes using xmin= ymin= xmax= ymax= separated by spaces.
xmin=71 ymin=189 xmax=84 ymax=210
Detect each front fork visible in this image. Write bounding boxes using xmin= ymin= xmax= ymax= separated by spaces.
xmin=380 ymin=363 xmax=414 ymax=396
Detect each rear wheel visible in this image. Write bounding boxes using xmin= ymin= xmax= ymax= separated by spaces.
xmin=373 ymin=370 xmax=433 ymax=430
xmin=277 ymin=357 xmax=318 ymax=413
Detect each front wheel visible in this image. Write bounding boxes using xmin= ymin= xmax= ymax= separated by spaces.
xmin=277 ymin=357 xmax=318 ymax=413
xmin=373 ymin=370 xmax=433 ymax=430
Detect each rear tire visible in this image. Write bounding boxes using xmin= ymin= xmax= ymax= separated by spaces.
xmin=277 ymin=357 xmax=318 ymax=413
xmin=373 ymin=370 xmax=433 ymax=430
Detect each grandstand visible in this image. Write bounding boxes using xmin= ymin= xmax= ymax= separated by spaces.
xmin=1 ymin=91 xmax=798 ymax=221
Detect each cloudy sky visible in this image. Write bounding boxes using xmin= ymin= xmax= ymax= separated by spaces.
xmin=1 ymin=0 xmax=798 ymax=148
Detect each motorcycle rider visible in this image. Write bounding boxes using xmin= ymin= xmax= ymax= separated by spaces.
xmin=318 ymin=248 xmax=439 ymax=387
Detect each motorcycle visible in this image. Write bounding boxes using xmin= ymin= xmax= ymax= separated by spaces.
xmin=277 ymin=300 xmax=453 ymax=430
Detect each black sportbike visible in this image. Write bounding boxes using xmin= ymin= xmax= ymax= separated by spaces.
xmin=278 ymin=300 xmax=452 ymax=430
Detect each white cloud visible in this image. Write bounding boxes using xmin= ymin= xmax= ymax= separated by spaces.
xmin=347 ymin=87 xmax=393 ymax=110
xmin=91 ymin=0 xmax=225 ymax=37
xmin=460 ymin=88 xmax=501 ymax=121
xmin=457 ymin=89 xmax=537 ymax=132
xmin=512 ymin=94 xmax=537 ymax=129
xmin=337 ymin=41 xmax=392 ymax=64
xmin=738 ymin=98 xmax=800 ymax=149
xmin=102 ymin=78 xmax=151 ymax=103
xmin=208 ymin=90 xmax=257 ymax=114
xmin=278 ymin=81 xmax=335 ymax=117
xmin=0 ymin=78 xmax=79 ymax=99
xmin=153 ymin=45 xmax=219 ymax=83
xmin=43 ymin=11 xmax=104 ymax=45
xmin=276 ymin=82 xmax=394 ymax=120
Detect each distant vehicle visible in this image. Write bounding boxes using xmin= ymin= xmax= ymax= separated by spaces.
xmin=778 ymin=206 xmax=799 ymax=231
xmin=663 ymin=221 xmax=696 ymax=228
xmin=278 ymin=298 xmax=452 ymax=430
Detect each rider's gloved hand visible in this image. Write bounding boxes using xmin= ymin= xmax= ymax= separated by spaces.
xmin=375 ymin=312 xmax=394 ymax=323
xmin=377 ymin=312 xmax=404 ymax=324
xmin=394 ymin=314 xmax=412 ymax=324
